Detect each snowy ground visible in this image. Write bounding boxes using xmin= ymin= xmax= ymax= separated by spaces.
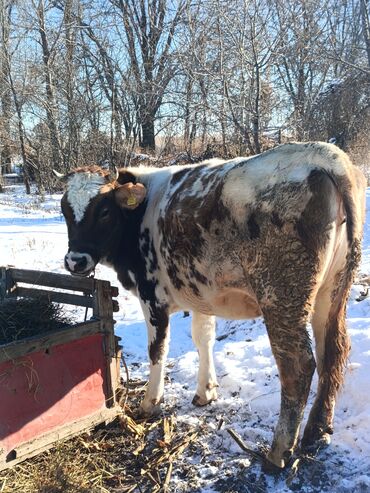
xmin=0 ymin=185 xmax=370 ymax=492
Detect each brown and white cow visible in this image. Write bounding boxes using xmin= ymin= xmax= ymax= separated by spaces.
xmin=57 ymin=142 xmax=366 ymax=469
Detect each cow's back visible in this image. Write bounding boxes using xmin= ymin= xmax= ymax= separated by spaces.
xmin=137 ymin=142 xmax=365 ymax=318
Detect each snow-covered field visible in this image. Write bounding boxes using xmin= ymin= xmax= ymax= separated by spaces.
xmin=0 ymin=185 xmax=369 ymax=492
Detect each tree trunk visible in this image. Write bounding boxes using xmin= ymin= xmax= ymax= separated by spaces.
xmin=184 ymin=77 xmax=192 ymax=149
xmin=37 ymin=0 xmax=62 ymax=171
xmin=252 ymin=63 xmax=261 ymax=154
xmin=0 ymin=0 xmax=12 ymax=176
xmin=64 ymin=0 xmax=79 ymax=169
xmin=141 ymin=118 xmax=155 ymax=152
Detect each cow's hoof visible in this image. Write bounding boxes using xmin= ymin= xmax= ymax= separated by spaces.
xmin=265 ymin=448 xmax=293 ymax=470
xmin=138 ymin=397 xmax=163 ymax=418
xmin=301 ymin=431 xmax=331 ymax=452
xmin=302 ymin=423 xmax=332 ymax=451
xmin=192 ymin=387 xmax=218 ymax=407
xmin=262 ymin=457 xmax=285 ymax=475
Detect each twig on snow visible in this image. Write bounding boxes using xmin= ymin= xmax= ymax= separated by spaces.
xmin=226 ymin=428 xmax=265 ymax=461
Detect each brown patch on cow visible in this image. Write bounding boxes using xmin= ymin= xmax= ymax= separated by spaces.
xmin=117 ymin=169 xmax=137 ymax=185
xmin=158 ymin=166 xmax=219 ymax=293
xmin=170 ymin=167 xmax=192 ymax=186
xmin=148 ymin=304 xmax=169 ymax=365
xmin=188 ymin=281 xmax=201 ymax=296
xmin=190 ymin=265 xmax=209 ymax=285
xmin=140 ymin=228 xmax=158 ymax=274
xmin=247 ymin=213 xmax=260 ymax=240
xmin=295 ymin=170 xmax=339 ymax=252
xmin=66 ymin=165 xmax=110 ymax=178
xmin=271 ymin=212 xmax=284 ymax=229
xmin=64 ymin=166 xmax=139 ymax=197
xmin=166 ymin=264 xmax=185 ymax=290
xmin=331 ymin=173 xmax=360 ymax=245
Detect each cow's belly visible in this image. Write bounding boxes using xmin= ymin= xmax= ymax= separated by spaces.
xmin=208 ymin=289 xmax=261 ymax=319
xmin=172 ymin=288 xmax=261 ymax=320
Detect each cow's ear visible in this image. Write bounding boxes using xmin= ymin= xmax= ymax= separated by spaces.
xmin=115 ymin=182 xmax=147 ymax=209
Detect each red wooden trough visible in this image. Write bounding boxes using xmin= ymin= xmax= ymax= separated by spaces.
xmin=0 ymin=267 xmax=122 ymax=470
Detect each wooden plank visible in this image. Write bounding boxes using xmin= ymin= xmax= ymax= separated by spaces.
xmin=0 ymin=266 xmax=16 ymax=301
xmin=0 ymin=321 xmax=102 ymax=363
xmin=0 ymin=407 xmax=120 ymax=471
xmin=113 ymin=337 xmax=123 ymax=405
xmin=93 ymin=280 xmax=119 ymax=408
xmin=13 ymin=286 xmax=94 ymax=308
xmin=0 ymin=266 xmax=6 ymax=301
xmin=9 ymin=267 xmax=95 ymax=292
xmin=93 ymin=279 xmax=114 ymax=320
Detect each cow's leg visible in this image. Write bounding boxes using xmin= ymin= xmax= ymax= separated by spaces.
xmin=139 ymin=301 xmax=170 ymax=417
xmin=302 ymin=280 xmax=351 ymax=449
xmin=191 ymin=312 xmax=218 ymax=406
xmin=261 ymin=306 xmax=316 ymax=469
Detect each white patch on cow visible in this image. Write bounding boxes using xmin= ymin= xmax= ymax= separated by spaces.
xmin=67 ymin=172 xmax=105 ymax=222
xmin=138 ymin=298 xmax=170 ymax=414
xmin=221 ymin=142 xmax=350 ymax=216
xmin=65 ymin=253 xmax=78 ymax=271
xmin=222 ymin=169 xmax=257 ymax=206
xmin=192 ymin=312 xmax=218 ymax=404
xmin=155 ymin=284 xmax=168 ymax=304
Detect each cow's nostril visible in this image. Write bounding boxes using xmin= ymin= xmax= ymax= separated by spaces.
xmin=71 ymin=255 xmax=87 ymax=270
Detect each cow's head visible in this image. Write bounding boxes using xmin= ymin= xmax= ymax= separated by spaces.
xmin=56 ymin=166 xmax=146 ymax=276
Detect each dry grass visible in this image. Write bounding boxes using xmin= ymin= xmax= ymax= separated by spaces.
xmin=0 ymin=382 xmax=202 ymax=493
xmin=0 ymin=297 xmax=73 ymax=345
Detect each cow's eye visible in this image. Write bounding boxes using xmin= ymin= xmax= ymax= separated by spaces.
xmin=99 ymin=207 xmax=110 ymax=220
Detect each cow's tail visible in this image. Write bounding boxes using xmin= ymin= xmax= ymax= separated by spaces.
xmin=323 ymin=163 xmax=366 ymax=394
xmin=303 ymin=161 xmax=366 ymax=448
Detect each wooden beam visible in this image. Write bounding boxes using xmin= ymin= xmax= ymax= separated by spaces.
xmin=8 ymin=267 xmax=119 ymax=297
xmin=0 ymin=407 xmax=120 ymax=471
xmin=0 ymin=321 xmax=102 ymax=363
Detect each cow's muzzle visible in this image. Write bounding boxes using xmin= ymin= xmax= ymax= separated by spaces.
xmin=64 ymin=251 xmax=95 ymax=277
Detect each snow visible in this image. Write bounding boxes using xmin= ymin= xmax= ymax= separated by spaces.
xmin=1 ymin=185 xmax=370 ymax=492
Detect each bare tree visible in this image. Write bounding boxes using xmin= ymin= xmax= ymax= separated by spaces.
xmin=34 ymin=0 xmax=63 ymax=170
xmin=0 ymin=0 xmax=32 ymax=193
xmin=110 ymin=0 xmax=185 ymax=151
xmin=273 ymin=0 xmax=331 ymax=140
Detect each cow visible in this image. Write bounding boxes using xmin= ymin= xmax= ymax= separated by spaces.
xmin=56 ymin=142 xmax=366 ymax=469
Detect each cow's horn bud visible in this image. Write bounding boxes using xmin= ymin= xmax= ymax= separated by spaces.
xmin=109 ymin=166 xmax=119 ymax=182
xmin=53 ymin=169 xmax=66 ymax=180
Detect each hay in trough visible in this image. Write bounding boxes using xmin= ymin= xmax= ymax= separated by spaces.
xmin=0 ymin=297 xmax=73 ymax=345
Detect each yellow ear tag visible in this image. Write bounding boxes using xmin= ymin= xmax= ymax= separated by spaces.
xmin=127 ymin=194 xmax=137 ymax=206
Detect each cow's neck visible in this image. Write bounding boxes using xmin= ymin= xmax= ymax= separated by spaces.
xmin=110 ymin=202 xmax=147 ymax=291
